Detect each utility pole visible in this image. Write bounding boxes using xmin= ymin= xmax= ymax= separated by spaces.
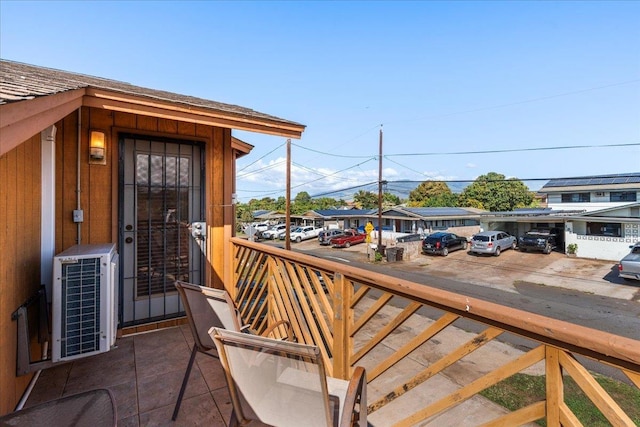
xmin=285 ymin=138 xmax=291 ymax=250
xmin=377 ymin=125 xmax=383 ymax=251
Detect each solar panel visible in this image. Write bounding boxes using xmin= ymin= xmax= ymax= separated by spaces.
xmin=405 ymin=207 xmax=473 ymax=216
xmin=543 ymin=173 xmax=640 ymax=188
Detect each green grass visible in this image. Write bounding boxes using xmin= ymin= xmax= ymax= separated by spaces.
xmin=479 ymin=373 xmax=640 ymax=426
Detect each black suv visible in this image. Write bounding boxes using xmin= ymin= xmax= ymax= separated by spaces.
xmin=422 ymin=232 xmax=468 ymax=256
xmin=519 ymin=228 xmax=561 ymax=254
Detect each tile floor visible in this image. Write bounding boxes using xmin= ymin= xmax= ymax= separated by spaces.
xmin=24 ymin=325 xmax=232 ymax=426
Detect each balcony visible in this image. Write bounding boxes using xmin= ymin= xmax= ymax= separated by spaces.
xmin=22 ymin=237 xmax=640 ymax=426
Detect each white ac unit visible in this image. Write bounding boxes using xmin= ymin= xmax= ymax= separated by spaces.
xmin=52 ymin=243 xmax=118 ymax=362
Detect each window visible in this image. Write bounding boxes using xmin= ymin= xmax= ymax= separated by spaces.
xmin=561 ymin=193 xmax=590 ymax=203
xmin=610 ymin=191 xmax=637 ymax=202
xmin=586 ymin=222 xmax=621 ymax=237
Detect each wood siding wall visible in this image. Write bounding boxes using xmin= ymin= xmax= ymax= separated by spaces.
xmin=0 ymin=106 xmax=234 ymax=414
xmin=55 ymin=107 xmax=233 ymax=284
xmin=0 ymin=135 xmax=43 ymax=414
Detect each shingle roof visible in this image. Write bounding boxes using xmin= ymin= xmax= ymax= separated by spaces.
xmin=0 ymin=59 xmax=303 ymax=127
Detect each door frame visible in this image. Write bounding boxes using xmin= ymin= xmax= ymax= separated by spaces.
xmin=117 ymin=132 xmax=206 ymax=327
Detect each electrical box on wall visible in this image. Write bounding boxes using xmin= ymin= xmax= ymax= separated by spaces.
xmin=72 ymin=210 xmax=84 ymax=222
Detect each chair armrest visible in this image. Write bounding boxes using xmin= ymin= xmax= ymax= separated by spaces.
xmin=260 ymin=319 xmax=294 ymax=342
xmin=339 ymin=366 xmax=367 ymax=427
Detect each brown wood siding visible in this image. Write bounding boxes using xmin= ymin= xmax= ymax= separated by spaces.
xmin=55 ymin=107 xmax=231 ymax=253
xmin=0 ymin=135 xmax=42 ymax=414
xmin=1 ymin=105 xmax=234 ymax=415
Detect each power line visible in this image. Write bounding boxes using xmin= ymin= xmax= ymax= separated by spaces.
xmin=384 ymin=157 xmax=428 ymax=177
xmin=241 ymin=142 xmax=639 ymax=195
xmin=239 ymin=173 xmax=640 ymax=202
xmin=288 ymin=159 xmax=378 ymax=190
xmin=237 ymin=160 xmax=285 ymax=179
xmin=394 ymin=78 xmax=640 ymax=125
xmin=310 ymin=181 xmax=378 ymax=198
xmin=284 ymin=140 xmax=639 ymax=160
xmin=237 ymin=79 xmax=639 ymax=172
xmin=291 ymin=142 xmax=376 ymax=159
xmin=306 ymin=174 xmax=640 ymax=200
xmin=237 ymin=159 xmax=378 ymax=202
xmin=237 ymin=141 xmax=286 ymax=173
xmin=385 ymin=142 xmax=640 ymax=158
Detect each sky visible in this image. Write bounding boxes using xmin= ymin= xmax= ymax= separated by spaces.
xmin=2 ymin=1 xmax=639 ymax=203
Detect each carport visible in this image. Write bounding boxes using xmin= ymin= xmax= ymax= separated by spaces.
xmin=478 ymin=208 xmax=584 ymax=252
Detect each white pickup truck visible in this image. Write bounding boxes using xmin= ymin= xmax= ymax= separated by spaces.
xmin=288 ymin=226 xmax=323 ymax=243
xmin=618 ymin=242 xmax=640 ymax=281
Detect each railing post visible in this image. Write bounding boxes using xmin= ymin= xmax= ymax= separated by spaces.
xmin=333 ymin=272 xmax=352 ymax=380
xmin=545 ymin=346 xmax=562 ymax=427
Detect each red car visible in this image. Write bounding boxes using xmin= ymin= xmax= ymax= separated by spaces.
xmin=330 ymin=229 xmax=367 ymax=248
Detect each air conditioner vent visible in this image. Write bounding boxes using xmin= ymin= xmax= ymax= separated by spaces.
xmin=52 ymin=243 xmax=118 ymax=362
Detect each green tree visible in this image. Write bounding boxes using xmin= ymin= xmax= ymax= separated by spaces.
xmin=408 ymin=181 xmax=457 ymax=207
xmin=274 ymin=196 xmax=287 ymax=211
xmin=458 ymin=172 xmax=533 ymax=211
xmin=246 ymin=197 xmax=278 ymax=212
xmin=421 ymin=192 xmax=459 ymax=207
xmin=235 ymin=204 xmax=254 ymax=228
xmin=294 ymin=191 xmax=312 ymax=204
xmin=291 ymin=191 xmax=313 ymax=214
xmin=353 ymin=190 xmax=379 ymax=209
xmin=313 ymin=197 xmax=344 ymax=210
xmin=383 ymin=192 xmax=401 ymax=207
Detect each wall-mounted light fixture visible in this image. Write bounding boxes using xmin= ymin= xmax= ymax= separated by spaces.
xmin=89 ymin=130 xmax=107 ymax=165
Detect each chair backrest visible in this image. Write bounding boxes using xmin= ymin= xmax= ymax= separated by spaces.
xmin=210 ymin=327 xmax=337 ymax=427
xmin=175 ymin=281 xmax=242 ymax=352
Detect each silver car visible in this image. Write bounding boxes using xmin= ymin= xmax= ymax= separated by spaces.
xmin=318 ymin=229 xmax=344 ymax=245
xmin=470 ymin=231 xmax=517 ymax=256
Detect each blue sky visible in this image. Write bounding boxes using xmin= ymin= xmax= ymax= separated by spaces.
xmin=2 ymin=1 xmax=639 ymax=203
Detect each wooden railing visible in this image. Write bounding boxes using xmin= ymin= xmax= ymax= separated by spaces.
xmin=229 ymin=237 xmax=640 ymax=426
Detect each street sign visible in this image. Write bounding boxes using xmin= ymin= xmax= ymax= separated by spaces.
xmin=365 ymin=222 xmax=374 ymax=243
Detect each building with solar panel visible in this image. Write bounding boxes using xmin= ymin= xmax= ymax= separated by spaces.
xmin=478 ymin=173 xmax=640 ymax=261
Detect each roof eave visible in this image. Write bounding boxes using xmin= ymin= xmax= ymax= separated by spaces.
xmin=231 ymin=136 xmax=254 ymax=158
xmin=0 ymin=88 xmax=85 ymax=155
xmin=84 ymin=88 xmax=305 ymax=139
xmin=1 ymin=87 xmax=305 ymax=156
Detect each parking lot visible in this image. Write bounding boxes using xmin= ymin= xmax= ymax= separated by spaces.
xmin=289 ymin=238 xmax=640 ymax=302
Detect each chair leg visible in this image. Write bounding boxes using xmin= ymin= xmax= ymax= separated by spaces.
xmin=172 ymin=345 xmax=198 ymax=421
xmin=229 ymin=410 xmax=239 ymax=427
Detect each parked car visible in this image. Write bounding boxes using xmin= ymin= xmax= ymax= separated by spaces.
xmin=422 ymin=232 xmax=467 ymax=256
xmin=253 ymin=222 xmax=270 ymax=232
xmin=277 ymin=225 xmax=300 ymax=240
xmin=289 ymin=226 xmax=323 ymax=243
xmin=618 ymin=242 xmax=640 ymax=281
xmin=469 ymin=231 xmax=517 ymax=256
xmin=318 ymin=229 xmax=344 ymax=245
xmin=519 ymin=228 xmax=560 ymax=254
xmin=330 ymin=229 xmax=367 ymax=248
xmin=261 ymin=224 xmax=288 ymax=240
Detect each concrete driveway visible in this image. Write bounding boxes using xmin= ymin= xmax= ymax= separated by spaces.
xmin=406 ymin=247 xmax=640 ymax=301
